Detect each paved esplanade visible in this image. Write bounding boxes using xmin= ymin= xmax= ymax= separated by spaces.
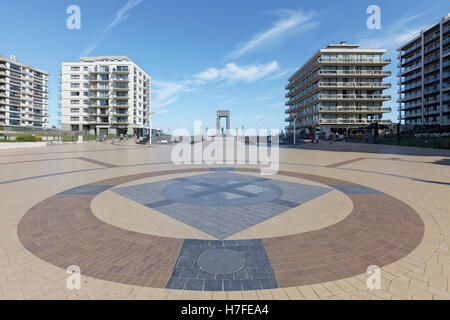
xmin=0 ymin=141 xmax=449 ymax=299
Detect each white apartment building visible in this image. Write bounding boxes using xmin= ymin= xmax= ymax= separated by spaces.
xmin=60 ymin=56 xmax=151 ymax=136
xmin=285 ymin=43 xmax=392 ymax=136
xmin=397 ymin=13 xmax=450 ymax=126
xmin=0 ymin=55 xmax=49 ymax=128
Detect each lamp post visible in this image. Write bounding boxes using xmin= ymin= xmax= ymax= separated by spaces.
xmin=293 ymin=114 xmax=300 ymax=145
xmin=148 ymin=111 xmax=155 ymax=145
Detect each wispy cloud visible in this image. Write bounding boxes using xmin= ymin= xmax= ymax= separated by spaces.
xmin=154 ymin=109 xmax=169 ymax=115
xmin=358 ymin=13 xmax=427 ymax=51
xmin=227 ymin=9 xmax=318 ymax=59
xmin=151 ymin=80 xmax=191 ymax=108
xmin=193 ymin=61 xmax=279 ymax=83
xmin=82 ymin=0 xmax=144 ymax=55
xmin=82 ymin=44 xmax=99 ymax=56
xmin=105 ymin=0 xmax=144 ymax=31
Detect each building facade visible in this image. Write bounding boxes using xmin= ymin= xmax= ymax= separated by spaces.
xmin=397 ymin=13 xmax=450 ymax=126
xmin=60 ymin=56 xmax=151 ymax=136
xmin=0 ymin=55 xmax=49 ymax=129
xmin=285 ymin=42 xmax=392 ymax=136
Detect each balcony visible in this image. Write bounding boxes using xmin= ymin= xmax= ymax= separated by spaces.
xmin=318 ymin=70 xmax=391 ymax=77
xmin=402 ymin=52 xmax=422 ymax=65
xmin=318 ymin=119 xmax=392 ymax=125
xmin=318 ymin=58 xmax=391 ymax=65
xmin=112 ymin=76 xmax=129 ymax=82
xmin=89 ymin=85 xmax=110 ymax=91
xmin=112 ymin=67 xmax=129 ymax=73
xmin=318 ymin=106 xmax=392 ymax=113
xmin=318 ymin=82 xmax=391 ymax=89
xmin=402 ymin=42 xmax=422 ymax=56
xmin=111 ymin=94 xmax=129 ymax=99
xmin=398 ymin=63 xmax=421 ymax=76
xmin=318 ymin=94 xmax=391 ymax=101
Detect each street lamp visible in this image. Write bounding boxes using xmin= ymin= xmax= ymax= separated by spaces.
xmin=148 ymin=111 xmax=156 ymax=145
xmin=293 ymin=114 xmax=300 ymax=145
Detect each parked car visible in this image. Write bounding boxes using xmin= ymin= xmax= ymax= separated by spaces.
xmin=137 ymin=136 xmax=149 ymax=144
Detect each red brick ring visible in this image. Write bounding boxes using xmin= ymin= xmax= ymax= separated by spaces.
xmin=17 ymin=168 xmax=424 ymax=289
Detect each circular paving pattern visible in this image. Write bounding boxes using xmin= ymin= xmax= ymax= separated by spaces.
xmin=17 ymin=167 xmax=425 ymax=291
xmin=197 ymin=249 xmax=245 ymax=274
xmin=161 ymin=174 xmax=283 ymax=207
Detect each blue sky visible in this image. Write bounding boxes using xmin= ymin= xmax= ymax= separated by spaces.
xmin=1 ymin=0 xmax=449 ymax=133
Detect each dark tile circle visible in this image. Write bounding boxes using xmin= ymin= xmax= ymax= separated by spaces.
xmin=197 ymin=249 xmax=245 ymax=274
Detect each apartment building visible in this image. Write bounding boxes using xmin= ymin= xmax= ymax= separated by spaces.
xmin=397 ymin=13 xmax=450 ymax=126
xmin=285 ymin=42 xmax=392 ymax=136
xmin=0 ymin=55 xmax=49 ymax=128
xmin=60 ymin=56 xmax=151 ymax=136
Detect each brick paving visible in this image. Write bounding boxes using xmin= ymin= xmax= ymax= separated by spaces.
xmin=0 ymin=142 xmax=448 ymax=299
xmin=16 ymin=167 xmax=424 ymax=291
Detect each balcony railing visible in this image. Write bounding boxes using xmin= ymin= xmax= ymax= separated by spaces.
xmin=318 ymin=82 xmax=391 ymax=89
xmin=318 ymin=119 xmax=392 ymax=125
xmin=318 ymin=106 xmax=392 ymax=113
xmin=318 ymin=58 xmax=391 ymax=64
xmin=318 ymin=94 xmax=391 ymax=100
xmin=318 ymin=70 xmax=391 ymax=76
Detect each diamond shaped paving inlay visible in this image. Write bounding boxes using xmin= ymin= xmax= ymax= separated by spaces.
xmin=112 ymin=172 xmax=332 ymax=239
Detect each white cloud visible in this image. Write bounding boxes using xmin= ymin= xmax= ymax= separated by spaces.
xmin=151 ymin=80 xmax=189 ymax=108
xmin=82 ymin=44 xmax=98 ymax=56
xmin=106 ymin=0 xmax=144 ymax=31
xmin=154 ymin=109 xmax=169 ymax=115
xmin=82 ymin=0 xmax=144 ymax=55
xmin=193 ymin=61 xmax=279 ymax=83
xmin=228 ymin=9 xmax=318 ymax=59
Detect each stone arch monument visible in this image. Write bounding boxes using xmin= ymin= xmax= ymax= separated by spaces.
xmin=216 ymin=110 xmax=230 ymax=136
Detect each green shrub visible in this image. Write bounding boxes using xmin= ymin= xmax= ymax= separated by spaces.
xmin=15 ymin=134 xmax=43 ymax=142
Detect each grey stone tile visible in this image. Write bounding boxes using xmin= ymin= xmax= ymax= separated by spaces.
xmin=166 ymin=277 xmax=187 ymax=290
xmin=260 ymin=278 xmax=278 ymax=290
xmin=185 ymin=279 xmax=205 ymax=291
xmin=166 ymin=239 xmax=278 ymax=291
xmin=223 ymin=280 xmax=243 ymax=291
xmin=111 ymin=172 xmax=332 ymax=239
xmin=242 ymin=279 xmax=262 ymax=291
xmin=204 ymin=280 xmax=223 ymax=291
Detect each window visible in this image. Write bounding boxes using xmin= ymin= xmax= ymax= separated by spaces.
xmin=70 ymin=117 xmax=80 ymax=121
xmin=71 ymin=83 xmax=80 ymax=88
xmin=70 ymin=100 xmax=80 ymax=104
xmin=71 ymin=75 xmax=80 ymax=80
xmin=71 ymin=66 xmax=80 ymax=71
xmin=70 ymin=108 xmax=80 ymax=113
xmin=83 ymin=67 xmax=88 ymax=71
xmin=71 ymin=91 xmax=80 ymax=96
xmin=10 ymin=64 xmax=21 ymax=71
